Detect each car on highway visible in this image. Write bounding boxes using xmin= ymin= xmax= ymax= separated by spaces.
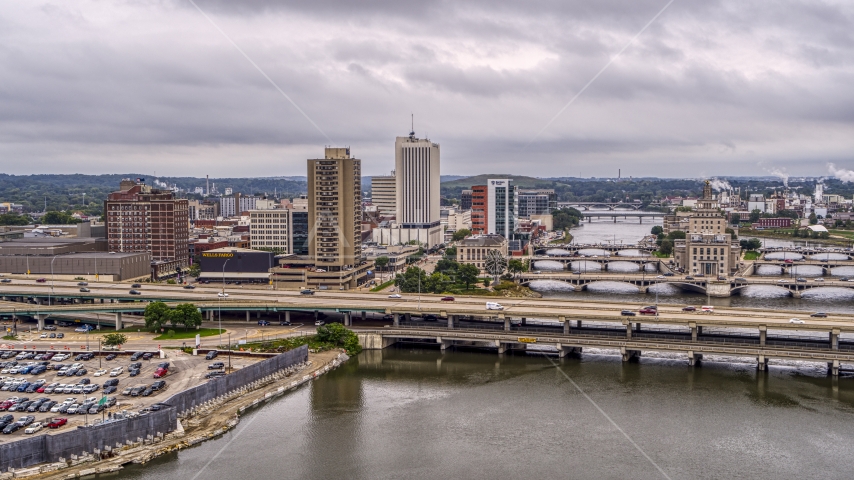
xmin=0 ymin=278 xmax=11 ymax=283
xmin=257 ymin=320 xmax=270 ymax=326
xmin=79 ymin=287 xmax=90 ymax=292
xmin=685 ymin=276 xmax=695 ymax=280
xmin=36 ymin=278 xmax=47 ymax=283
xmin=24 ymin=422 xmax=43 ymax=434
xmin=620 ymin=310 xmax=636 ymax=316
xmin=47 ymin=418 xmax=67 ymax=429
xmin=789 ymin=318 xmax=805 ymax=324
xmin=217 ymin=292 xmax=228 ymax=297
xmin=810 ymin=312 xmax=828 ymax=318
xmin=815 ymin=278 xmax=824 ymax=282
xmin=388 ymin=294 xmax=402 ymax=299
xmin=131 ymin=283 xmax=142 ymax=288
xmin=205 ymin=351 xmax=218 ymax=360
xmin=77 ymin=281 xmax=88 ymax=286
xmin=796 ymin=278 xmax=807 ymax=282
xmin=639 ymin=306 xmax=658 ymax=315
xmin=663 ymin=272 xmax=675 ymax=277
xmin=300 ymin=289 xmax=314 ymax=295
xmin=682 ymin=306 xmax=696 ymax=312
xmin=777 ymin=279 xmax=788 ymax=283
xmin=279 ymin=320 xmax=291 ymax=326
xmin=183 ymin=284 xmax=196 ymax=289
xmin=486 ymin=302 xmax=504 ymax=311
xmin=314 ymin=320 xmax=325 ymax=326
xmin=701 ymin=306 xmax=715 ymax=312
xmin=441 ymin=296 xmax=455 ymax=301
xmin=129 ymin=289 xmax=141 ymax=295
xmin=656 ymin=275 xmax=665 ymax=279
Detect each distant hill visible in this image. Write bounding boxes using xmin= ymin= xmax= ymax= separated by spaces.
xmin=440 ymin=175 xmax=569 ymax=193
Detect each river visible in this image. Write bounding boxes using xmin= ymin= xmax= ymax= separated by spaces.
xmin=105 ymin=347 xmax=854 ymax=480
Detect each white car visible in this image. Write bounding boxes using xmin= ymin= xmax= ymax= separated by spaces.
xmin=315 ymin=269 xmax=326 ymax=273
xmin=24 ymin=422 xmax=43 ymax=434
xmin=789 ymin=318 xmax=805 ymax=324
xmin=777 ymin=279 xmax=788 ymax=283
xmin=486 ymin=302 xmax=504 ymax=311
xmin=40 ymin=333 xmax=48 ymax=338
xmin=93 ymin=369 xmax=107 ymax=377
xmin=314 ymin=320 xmax=325 ymax=326
xmin=656 ymin=275 xmax=665 ymax=279
xmin=53 ymin=354 xmax=69 ymax=361
xmin=388 ymin=294 xmax=402 ymax=299
xmin=109 ymin=367 xmax=124 ymax=377
xmin=217 ymin=292 xmax=228 ymax=298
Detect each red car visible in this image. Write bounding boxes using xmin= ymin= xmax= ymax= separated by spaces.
xmin=441 ymin=296 xmax=455 ymax=301
xmin=153 ymin=368 xmax=168 ymax=378
xmin=639 ymin=306 xmax=658 ymax=315
xmin=36 ymin=278 xmax=47 ymax=283
xmin=47 ymin=418 xmax=67 ymax=429
xmin=0 ymin=401 xmax=14 ymax=411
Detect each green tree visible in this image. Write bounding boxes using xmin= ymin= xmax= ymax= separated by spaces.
xmin=102 ymin=333 xmax=127 ymax=347
xmin=507 ymin=259 xmax=526 ymax=277
xmin=650 ymin=226 xmax=663 ymax=235
xmin=667 ymin=230 xmax=686 ymax=240
xmin=444 ymin=246 xmax=457 ymax=258
xmin=725 ymin=227 xmax=737 ymax=239
xmin=809 ymin=213 xmax=818 ymax=225
xmin=374 ymin=256 xmax=389 ymax=272
xmin=451 ymin=229 xmax=471 ymax=241
xmin=187 ymin=262 xmax=201 ymax=278
xmin=457 ymin=264 xmax=480 ymax=289
xmin=41 ymin=211 xmax=82 ymax=224
xmin=749 ymin=209 xmax=761 ymax=223
xmin=394 ymin=267 xmax=429 ymax=293
xmin=316 ymin=323 xmax=362 ymax=356
xmin=0 ymin=213 xmax=31 ymax=226
xmin=434 ymin=258 xmax=459 ymax=274
xmin=172 ymin=303 xmax=203 ymax=329
xmin=482 ymin=278 xmax=491 ymax=287
xmin=730 ymin=213 xmax=741 ymax=225
xmin=144 ymin=301 xmax=172 ymax=332
xmin=426 ymin=272 xmax=452 ymax=294
xmin=659 ymin=238 xmax=674 ymax=256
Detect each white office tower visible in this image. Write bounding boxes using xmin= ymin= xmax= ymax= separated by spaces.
xmin=487 ymin=179 xmax=517 ymax=238
xmin=374 ymin=131 xmax=443 ymax=247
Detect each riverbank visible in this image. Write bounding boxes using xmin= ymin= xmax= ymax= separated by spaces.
xmin=742 ymin=228 xmax=853 ymax=247
xmin=6 ymin=350 xmax=346 ymax=480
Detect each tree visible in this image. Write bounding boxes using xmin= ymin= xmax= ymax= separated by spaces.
xmin=809 ymin=213 xmax=818 ymax=225
xmin=102 ymin=333 xmax=127 ymax=347
xmin=725 ymin=227 xmax=737 ymax=239
xmin=144 ymin=302 xmax=172 ymax=331
xmin=425 ymin=272 xmax=452 ymax=294
xmin=730 ymin=213 xmax=741 ymax=225
xmin=434 ymin=258 xmax=459 ymax=274
xmin=749 ymin=209 xmax=761 ymax=223
xmin=483 ymin=278 xmax=491 ymax=287
xmin=394 ymin=267 xmax=429 ymax=293
xmin=444 ymin=246 xmax=457 ymax=258
xmin=650 ymin=226 xmax=663 ymax=235
xmin=0 ymin=213 xmax=30 ymax=226
xmin=457 ymin=264 xmax=479 ymax=289
xmin=659 ymin=238 xmax=674 ymax=256
xmin=452 ymin=229 xmax=471 ymax=241
xmin=374 ymin=256 xmax=389 ymax=272
xmin=667 ymin=230 xmax=686 ymax=240
xmin=316 ymin=323 xmax=363 ymax=355
xmin=508 ymin=259 xmax=526 ymax=277
xmin=41 ymin=211 xmax=82 ymax=224
xmin=172 ymin=303 xmax=203 ymax=329
xmin=187 ymin=262 xmax=201 ymax=278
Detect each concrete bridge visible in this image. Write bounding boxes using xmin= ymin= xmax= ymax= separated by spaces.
xmin=530 ymin=255 xmax=659 ymax=269
xmin=556 ymin=202 xmax=667 ymax=211
xmin=533 ymin=244 xmax=658 ymax=255
xmin=518 ymin=272 xmax=854 ymax=298
xmin=753 ymin=259 xmax=854 ymax=274
xmin=580 ymin=212 xmax=665 ymax=223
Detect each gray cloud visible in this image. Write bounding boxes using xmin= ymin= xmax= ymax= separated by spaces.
xmin=0 ymin=0 xmax=852 ymax=178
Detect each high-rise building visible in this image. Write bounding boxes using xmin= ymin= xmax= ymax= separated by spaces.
xmin=104 ymin=179 xmax=189 ymax=277
xmin=220 ymin=194 xmax=265 ymax=218
xmin=371 ymin=173 xmax=397 ymax=216
xmin=308 ymin=147 xmax=362 ymax=267
xmin=249 ymin=209 xmax=292 ymax=253
xmin=394 ymin=132 xmax=442 ymax=247
xmin=471 ymin=185 xmax=488 ymax=235
xmin=517 ymin=189 xmax=556 ymax=218
xmin=673 ymin=181 xmax=741 ymax=276
xmin=487 ymin=179 xmax=517 ymax=239
xmin=460 ymin=190 xmax=473 ymax=211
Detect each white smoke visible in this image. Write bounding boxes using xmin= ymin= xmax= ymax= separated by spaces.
xmin=153 ymin=178 xmax=168 ymax=188
xmin=769 ymin=169 xmax=789 ymax=187
xmin=829 ymin=163 xmax=854 ymax=183
xmin=708 ymin=178 xmax=731 ymax=191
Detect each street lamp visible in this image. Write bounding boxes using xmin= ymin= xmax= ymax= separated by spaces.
xmin=98 ymin=337 xmax=102 ymax=368
xmin=228 ymin=332 xmax=232 ymax=371
xmin=218 ymin=259 xmax=230 ymax=348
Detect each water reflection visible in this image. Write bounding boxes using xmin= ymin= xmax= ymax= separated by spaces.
xmin=765 ymin=252 xmax=804 ymax=260
xmin=544 ymin=248 xmax=571 ymax=256
xmin=533 ymin=260 xmax=565 ymax=271
xmin=528 ymin=280 xmax=575 ymax=292
xmin=585 ymin=281 xmax=640 ymax=293
xmin=756 ymin=265 xmax=783 ymax=276
xmin=790 ymin=265 xmax=824 ymax=277
xmin=577 ymin=248 xmax=610 ymax=257
xmin=811 ymin=253 xmax=850 ymax=261
xmin=831 ymin=266 xmax=854 ymax=277
xmin=605 ymin=261 xmax=640 ymax=273
xmin=570 ymin=261 xmax=602 ymax=272
xmin=617 ymin=249 xmax=650 ymax=257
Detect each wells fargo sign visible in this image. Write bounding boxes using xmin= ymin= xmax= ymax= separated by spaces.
xmin=517 ymin=337 xmax=537 ymax=344
xmin=202 ymin=252 xmax=234 ymax=258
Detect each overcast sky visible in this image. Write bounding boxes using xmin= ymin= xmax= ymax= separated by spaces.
xmin=1 ymin=0 xmax=853 ymax=178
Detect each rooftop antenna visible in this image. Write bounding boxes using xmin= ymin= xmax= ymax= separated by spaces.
xmin=409 ymin=113 xmax=415 ymax=139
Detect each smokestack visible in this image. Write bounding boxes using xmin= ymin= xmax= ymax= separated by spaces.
xmin=206 ymin=175 xmax=210 ymax=196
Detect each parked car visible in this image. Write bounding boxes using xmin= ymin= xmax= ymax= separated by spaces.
xmin=105 ymin=354 xmax=117 ymax=361
xmin=47 ymin=418 xmax=67 ymax=429
xmin=3 ymin=423 xmax=22 ymax=434
xmin=103 ymin=386 xmax=117 ymax=394
xmin=24 ymin=422 xmax=43 ymax=434
xmin=208 ymin=362 xmax=225 ymax=370
xmin=151 ymin=380 xmax=166 ymax=391
xmin=153 ymin=368 xmax=168 ymax=378
xmin=205 ymin=351 xmax=218 ymax=360
xmin=620 ymin=310 xmax=636 ymax=316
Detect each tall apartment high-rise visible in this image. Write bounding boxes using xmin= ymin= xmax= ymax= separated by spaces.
xmin=307 ymin=147 xmax=362 ymax=268
xmin=104 ymin=179 xmax=189 ymax=277
xmin=393 ymin=131 xmax=442 ymax=246
xmin=471 ymin=185 xmax=488 ymax=235
xmin=487 ymin=179 xmax=517 ymax=239
xmin=370 ymin=172 xmax=397 ymax=216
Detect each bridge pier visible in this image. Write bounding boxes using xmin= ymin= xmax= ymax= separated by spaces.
xmin=561 ymin=316 xmax=569 ymax=335
xmin=759 ymin=326 xmax=766 ymax=346
xmin=625 ymin=322 xmax=632 ymax=339
xmin=256 ymin=311 xmax=260 ymax=319
xmin=285 ymin=311 xmax=291 ymax=324
xmin=577 ymin=320 xmax=583 ymax=329
xmin=245 ymin=311 xmax=250 ymax=322
xmin=393 ymin=313 xmax=399 ymax=326
xmin=36 ymin=314 xmax=46 ymax=331
xmin=791 ymin=290 xmax=802 ymax=299
xmin=691 ymin=323 xmax=698 ymax=342
xmin=504 ymin=317 xmax=510 ymax=331
xmin=688 ymin=351 xmax=703 ymax=366
xmin=405 ymin=313 xmax=411 ymax=323
xmin=447 ymin=315 xmax=454 ymax=329
xmin=757 ymin=355 xmax=768 ymax=371
xmin=621 ymin=348 xmax=641 ymax=362
xmin=637 ymin=286 xmax=648 ymax=294
xmin=115 ymin=312 xmax=123 ymax=330
xmin=343 ymin=312 xmax=351 ymax=327
xmin=497 ymin=341 xmax=511 ymax=354
xmin=557 ymin=344 xmax=581 ymax=358
xmin=828 ymin=360 xmax=840 ymax=377
xmin=831 ymin=329 xmax=840 ymax=351
xmin=362 ymin=311 xmax=366 ymax=322
xmin=521 ymin=317 xmax=527 ymax=326
xmin=438 ymin=337 xmax=453 ymax=352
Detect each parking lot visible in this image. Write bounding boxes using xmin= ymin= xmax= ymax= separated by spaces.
xmin=0 ymin=348 xmax=262 ymax=443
